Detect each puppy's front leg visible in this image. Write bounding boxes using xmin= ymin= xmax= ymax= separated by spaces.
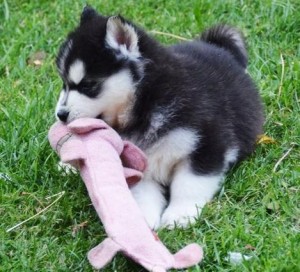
xmin=130 ymin=178 xmax=167 ymax=230
xmin=161 ymin=161 xmax=223 ymax=229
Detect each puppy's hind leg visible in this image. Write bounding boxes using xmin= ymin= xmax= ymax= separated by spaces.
xmin=161 ymin=161 xmax=223 ymax=229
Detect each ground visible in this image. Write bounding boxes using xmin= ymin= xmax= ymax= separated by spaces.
xmin=0 ymin=0 xmax=299 ymax=271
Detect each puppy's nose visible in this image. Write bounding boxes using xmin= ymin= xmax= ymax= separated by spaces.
xmin=57 ymin=110 xmax=69 ymax=122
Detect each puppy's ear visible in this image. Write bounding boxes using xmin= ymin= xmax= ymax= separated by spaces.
xmin=105 ymin=16 xmax=140 ymax=60
xmin=80 ymin=5 xmax=98 ymax=24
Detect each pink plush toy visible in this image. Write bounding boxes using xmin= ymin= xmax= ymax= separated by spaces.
xmin=48 ymin=118 xmax=203 ymax=272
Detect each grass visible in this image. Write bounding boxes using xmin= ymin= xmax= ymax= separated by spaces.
xmin=0 ymin=0 xmax=299 ymax=271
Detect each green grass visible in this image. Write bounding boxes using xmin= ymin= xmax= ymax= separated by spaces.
xmin=1 ymin=0 xmax=299 ymax=271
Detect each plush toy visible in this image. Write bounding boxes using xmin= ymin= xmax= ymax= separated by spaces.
xmin=48 ymin=118 xmax=203 ymax=272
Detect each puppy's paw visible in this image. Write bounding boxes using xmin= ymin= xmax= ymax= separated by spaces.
xmin=133 ymin=198 xmax=163 ymax=230
xmin=142 ymin=205 xmax=162 ymax=230
xmin=57 ymin=161 xmax=77 ymax=175
xmin=160 ymin=202 xmax=202 ymax=229
xmin=130 ymin=180 xmax=166 ymax=230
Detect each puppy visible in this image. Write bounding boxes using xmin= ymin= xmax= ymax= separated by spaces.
xmin=55 ymin=6 xmax=264 ymax=229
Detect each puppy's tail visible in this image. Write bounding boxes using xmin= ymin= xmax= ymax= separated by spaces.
xmin=201 ymin=25 xmax=248 ymax=68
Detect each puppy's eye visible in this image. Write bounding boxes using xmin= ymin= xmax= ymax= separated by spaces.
xmin=77 ymin=81 xmax=102 ymax=98
xmin=79 ymin=81 xmax=93 ymax=91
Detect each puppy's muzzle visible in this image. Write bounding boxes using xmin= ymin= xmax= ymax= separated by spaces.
xmin=57 ymin=110 xmax=69 ymax=122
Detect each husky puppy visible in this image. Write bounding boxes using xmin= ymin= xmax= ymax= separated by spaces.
xmin=55 ymin=6 xmax=264 ymax=229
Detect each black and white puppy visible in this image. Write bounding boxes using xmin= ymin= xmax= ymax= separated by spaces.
xmin=55 ymin=7 xmax=264 ymax=229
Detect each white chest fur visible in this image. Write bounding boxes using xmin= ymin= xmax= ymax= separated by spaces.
xmin=143 ymin=128 xmax=199 ymax=185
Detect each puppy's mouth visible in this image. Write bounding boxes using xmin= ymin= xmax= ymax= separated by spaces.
xmin=67 ymin=114 xmax=103 ymax=124
xmin=96 ymin=113 xmax=120 ymax=130
xmin=96 ymin=113 xmax=112 ymax=126
xmin=96 ymin=114 xmax=103 ymax=120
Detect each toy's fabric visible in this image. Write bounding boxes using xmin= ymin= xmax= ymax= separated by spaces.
xmin=48 ymin=118 xmax=203 ymax=272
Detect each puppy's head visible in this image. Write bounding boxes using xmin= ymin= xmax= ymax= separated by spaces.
xmin=55 ymin=6 xmax=145 ymax=128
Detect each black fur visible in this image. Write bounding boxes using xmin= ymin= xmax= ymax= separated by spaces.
xmin=56 ymin=8 xmax=264 ymax=176
xmin=201 ymin=24 xmax=248 ymax=69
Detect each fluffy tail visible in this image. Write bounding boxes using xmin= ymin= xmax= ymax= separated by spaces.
xmin=201 ymin=25 xmax=248 ymax=68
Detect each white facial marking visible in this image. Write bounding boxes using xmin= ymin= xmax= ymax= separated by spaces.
xmin=161 ymin=162 xmax=223 ymax=229
xmin=68 ymin=59 xmax=85 ymax=85
xmin=145 ymin=128 xmax=199 ymax=185
xmin=94 ymin=69 xmax=134 ymax=125
xmin=55 ymin=91 xmax=64 ymax=118
xmin=55 ymin=69 xmax=135 ymax=124
xmin=55 ymin=90 xmax=98 ymax=122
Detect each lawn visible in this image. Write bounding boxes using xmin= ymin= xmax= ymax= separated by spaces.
xmin=1 ymin=0 xmax=299 ymax=271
